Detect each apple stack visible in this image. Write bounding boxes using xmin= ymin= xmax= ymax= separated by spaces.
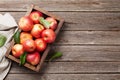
xmin=12 ymin=11 xmax=58 ymax=66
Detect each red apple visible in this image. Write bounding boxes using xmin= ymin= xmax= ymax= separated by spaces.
xmin=26 ymin=51 xmax=40 ymax=65
xmin=41 ymin=29 xmax=56 ymax=43
xmin=46 ymin=17 xmax=57 ymax=30
xmin=19 ymin=16 xmax=33 ymax=31
xmin=31 ymin=24 xmax=44 ymax=38
xmin=20 ymin=32 xmax=33 ymax=44
xmin=12 ymin=44 xmax=24 ymax=58
xmin=22 ymin=39 xmax=36 ymax=52
xmin=35 ymin=38 xmax=47 ymax=52
xmin=30 ymin=11 xmax=43 ymax=24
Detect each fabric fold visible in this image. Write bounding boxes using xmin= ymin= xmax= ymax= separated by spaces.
xmin=0 ymin=13 xmax=17 ymax=80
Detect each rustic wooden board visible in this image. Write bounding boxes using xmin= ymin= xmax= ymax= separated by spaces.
xmin=55 ymin=31 xmax=120 ymax=45
xmin=0 ymin=12 xmax=120 ymax=31
xmin=51 ymin=46 xmax=120 ymax=61
xmin=1 ymin=0 xmax=120 ymax=80
xmin=5 ymin=74 xmax=120 ymax=80
xmin=9 ymin=62 xmax=120 ymax=73
xmin=0 ymin=0 xmax=120 ymax=11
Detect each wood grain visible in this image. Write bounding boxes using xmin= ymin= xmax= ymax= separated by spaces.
xmin=0 ymin=0 xmax=120 ymax=11
xmin=5 ymin=74 xmax=120 ymax=80
xmin=9 ymin=62 xmax=120 ymax=73
xmin=55 ymin=31 xmax=120 ymax=45
xmin=50 ymin=46 xmax=120 ymax=61
xmin=1 ymin=0 xmax=120 ymax=80
xmin=0 ymin=12 xmax=120 ymax=31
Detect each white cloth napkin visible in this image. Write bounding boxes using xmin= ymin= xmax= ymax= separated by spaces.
xmin=0 ymin=13 xmax=17 ymax=80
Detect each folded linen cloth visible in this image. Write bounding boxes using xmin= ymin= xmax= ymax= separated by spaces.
xmin=0 ymin=13 xmax=17 ymax=80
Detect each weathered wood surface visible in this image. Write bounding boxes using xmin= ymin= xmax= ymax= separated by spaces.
xmin=5 ymin=74 xmax=120 ymax=80
xmin=51 ymin=46 xmax=120 ymax=61
xmin=0 ymin=0 xmax=120 ymax=11
xmin=9 ymin=62 xmax=120 ymax=74
xmin=1 ymin=0 xmax=120 ymax=80
xmin=55 ymin=31 xmax=120 ymax=45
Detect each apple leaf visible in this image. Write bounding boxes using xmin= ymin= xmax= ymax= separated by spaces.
xmin=0 ymin=34 xmax=7 ymax=48
xmin=13 ymin=30 xmax=20 ymax=44
xmin=20 ymin=52 xmax=27 ymax=66
xmin=48 ymin=52 xmax=62 ymax=62
xmin=39 ymin=17 xmax=50 ymax=29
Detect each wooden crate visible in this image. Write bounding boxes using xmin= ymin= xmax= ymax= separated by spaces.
xmin=5 ymin=5 xmax=64 ymax=72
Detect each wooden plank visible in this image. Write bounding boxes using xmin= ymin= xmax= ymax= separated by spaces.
xmin=0 ymin=12 xmax=120 ymax=31
xmin=0 ymin=0 xmax=120 ymax=11
xmin=55 ymin=31 xmax=120 ymax=45
xmin=50 ymin=46 xmax=120 ymax=61
xmin=60 ymin=12 xmax=120 ymax=31
xmin=5 ymin=74 xmax=120 ymax=80
xmin=9 ymin=62 xmax=120 ymax=73
xmin=7 ymin=45 xmax=120 ymax=62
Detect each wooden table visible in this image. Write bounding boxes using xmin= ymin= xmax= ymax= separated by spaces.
xmin=1 ymin=0 xmax=120 ymax=80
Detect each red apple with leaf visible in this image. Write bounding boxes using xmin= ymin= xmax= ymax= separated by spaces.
xmin=46 ymin=17 xmax=57 ymax=30
xmin=19 ymin=16 xmax=33 ymax=31
xmin=39 ymin=17 xmax=57 ymax=30
xmin=31 ymin=24 xmax=44 ymax=38
xmin=30 ymin=11 xmax=43 ymax=24
xmin=26 ymin=51 xmax=40 ymax=65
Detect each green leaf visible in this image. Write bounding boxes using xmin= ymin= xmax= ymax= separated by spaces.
xmin=49 ymin=52 xmax=62 ymax=62
xmin=13 ymin=30 xmax=20 ymax=44
xmin=20 ymin=52 xmax=27 ymax=66
xmin=39 ymin=17 xmax=51 ymax=29
xmin=0 ymin=34 xmax=7 ymax=47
